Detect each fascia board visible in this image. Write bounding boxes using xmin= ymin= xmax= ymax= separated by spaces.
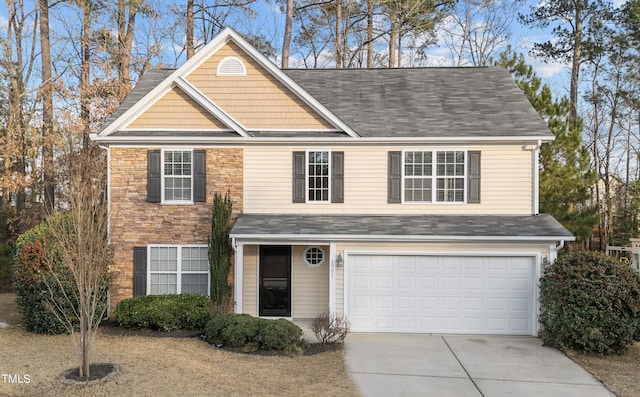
xmin=90 ymin=135 xmax=554 ymax=145
xmin=228 ymin=233 xmax=576 ymax=242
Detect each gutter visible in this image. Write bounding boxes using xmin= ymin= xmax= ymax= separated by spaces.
xmin=229 ymin=233 xmax=576 ymax=243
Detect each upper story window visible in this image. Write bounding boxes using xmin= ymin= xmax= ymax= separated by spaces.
xmin=308 ymin=151 xmax=330 ymax=202
xmin=163 ymin=150 xmax=193 ymax=202
xmin=147 ymin=149 xmax=206 ymax=204
xmin=292 ymin=150 xmax=344 ymax=204
xmin=403 ymin=150 xmax=466 ymax=203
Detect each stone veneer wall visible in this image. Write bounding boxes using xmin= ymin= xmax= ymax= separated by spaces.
xmin=108 ymin=147 xmax=243 ymax=315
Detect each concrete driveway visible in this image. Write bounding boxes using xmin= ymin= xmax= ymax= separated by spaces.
xmin=345 ymin=334 xmax=615 ymax=397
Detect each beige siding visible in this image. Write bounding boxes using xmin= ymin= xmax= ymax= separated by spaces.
xmin=243 ymin=145 xmax=534 ymax=215
xmin=335 ymin=242 xmax=551 ymax=256
xmin=292 ymin=245 xmax=330 ymax=319
xmin=335 ymin=267 xmax=344 ymax=315
xmin=185 ymin=41 xmax=334 ymax=130
xmin=127 ymin=86 xmax=228 ymax=130
xmin=242 ymin=245 xmax=258 ymax=315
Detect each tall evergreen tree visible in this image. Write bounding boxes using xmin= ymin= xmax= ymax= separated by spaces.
xmin=519 ymin=0 xmax=613 ymax=130
xmin=208 ymin=192 xmax=233 ymax=306
xmin=496 ymin=50 xmax=598 ymax=243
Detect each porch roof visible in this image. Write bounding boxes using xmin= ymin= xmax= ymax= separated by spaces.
xmin=230 ymin=214 xmax=574 ymax=242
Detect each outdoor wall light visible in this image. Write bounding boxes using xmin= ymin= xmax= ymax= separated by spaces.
xmin=335 ymin=253 xmax=344 ymax=268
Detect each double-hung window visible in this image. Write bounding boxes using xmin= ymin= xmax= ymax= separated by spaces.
xmin=403 ymin=150 xmax=466 ymax=203
xmin=148 ymin=245 xmax=210 ymax=295
xmin=163 ymin=150 xmax=192 ymax=202
xmin=307 ymin=151 xmax=330 ymax=202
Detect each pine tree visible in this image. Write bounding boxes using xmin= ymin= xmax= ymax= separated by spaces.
xmin=496 ymin=50 xmax=598 ymax=243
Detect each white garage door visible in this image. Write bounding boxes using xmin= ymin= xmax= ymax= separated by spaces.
xmin=348 ymin=254 xmax=536 ymax=335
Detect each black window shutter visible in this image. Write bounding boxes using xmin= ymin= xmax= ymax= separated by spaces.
xmin=292 ymin=151 xmax=306 ymax=203
xmin=147 ymin=150 xmax=161 ymax=203
xmin=133 ymin=247 xmax=147 ymax=296
xmin=193 ymin=149 xmax=207 ymax=202
xmin=331 ymin=151 xmax=344 ymax=203
xmin=388 ymin=151 xmax=402 ymax=203
xmin=467 ymin=151 xmax=481 ymax=204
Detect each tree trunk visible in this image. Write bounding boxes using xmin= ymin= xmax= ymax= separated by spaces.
xmin=569 ymin=4 xmax=582 ymax=130
xmin=388 ymin=7 xmax=397 ymax=68
xmin=281 ymin=0 xmax=293 ymax=68
xmin=186 ymin=0 xmax=194 ymax=59
xmin=40 ymin=0 xmax=54 ymax=213
xmin=367 ymin=0 xmax=373 ymax=68
xmin=81 ymin=1 xmax=90 ymax=149
xmin=335 ymin=0 xmax=342 ymax=68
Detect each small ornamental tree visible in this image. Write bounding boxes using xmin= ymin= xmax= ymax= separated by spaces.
xmin=45 ymin=147 xmax=112 ymax=379
xmin=209 ymin=192 xmax=233 ymax=307
xmin=539 ymin=251 xmax=640 ymax=354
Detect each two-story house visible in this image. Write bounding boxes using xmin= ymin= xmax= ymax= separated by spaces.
xmin=93 ymin=28 xmax=574 ymax=337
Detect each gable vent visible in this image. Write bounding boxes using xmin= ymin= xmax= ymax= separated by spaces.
xmin=216 ymin=57 xmax=246 ymax=76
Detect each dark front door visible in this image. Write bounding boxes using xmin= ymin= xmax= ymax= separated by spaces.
xmin=259 ymin=245 xmax=292 ymax=317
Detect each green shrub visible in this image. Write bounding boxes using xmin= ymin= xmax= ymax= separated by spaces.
xmin=13 ymin=219 xmax=76 ymax=334
xmin=114 ymin=294 xmax=212 ymax=331
xmin=205 ymin=314 xmax=304 ymax=354
xmin=539 ymin=251 xmax=640 ymax=354
xmin=260 ymin=318 xmax=304 ymax=354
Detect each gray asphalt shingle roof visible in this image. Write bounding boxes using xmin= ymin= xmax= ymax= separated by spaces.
xmin=284 ymin=67 xmax=551 ymax=138
xmin=100 ymin=66 xmax=551 ymax=139
xmin=230 ymin=214 xmax=574 ymax=240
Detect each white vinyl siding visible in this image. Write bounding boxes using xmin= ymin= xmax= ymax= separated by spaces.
xmin=243 ymin=145 xmax=533 ymax=215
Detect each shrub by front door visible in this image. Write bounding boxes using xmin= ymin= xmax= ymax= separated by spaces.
xmin=259 ymin=245 xmax=291 ymax=317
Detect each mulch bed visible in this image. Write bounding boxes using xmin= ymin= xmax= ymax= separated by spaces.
xmin=59 ymin=363 xmax=120 ymax=385
xmin=99 ymin=321 xmax=344 ymax=356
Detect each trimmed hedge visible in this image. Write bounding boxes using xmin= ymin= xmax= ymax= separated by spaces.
xmin=114 ymin=294 xmax=212 ymax=331
xmin=540 ymin=251 xmax=640 ymax=354
xmin=205 ymin=314 xmax=304 ymax=354
xmin=13 ymin=219 xmax=77 ymax=334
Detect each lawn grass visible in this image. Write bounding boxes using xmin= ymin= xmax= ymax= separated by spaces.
xmin=567 ymin=345 xmax=640 ymax=397
xmin=0 ymin=293 xmax=359 ymax=397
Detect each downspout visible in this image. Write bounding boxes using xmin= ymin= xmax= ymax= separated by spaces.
xmin=98 ymin=144 xmax=111 ymax=319
xmin=231 ymin=237 xmax=241 ymax=314
xmin=533 ymin=140 xmax=541 ymax=215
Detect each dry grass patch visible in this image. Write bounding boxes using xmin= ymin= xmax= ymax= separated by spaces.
xmin=0 ymin=294 xmax=359 ymax=397
xmin=567 ymin=344 xmax=640 ymax=397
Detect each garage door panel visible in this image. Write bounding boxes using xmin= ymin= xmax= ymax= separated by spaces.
xmin=348 ymin=255 xmax=535 ymax=335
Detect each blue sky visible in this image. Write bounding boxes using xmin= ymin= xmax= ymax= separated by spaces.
xmin=0 ymin=0 xmax=628 ymax=103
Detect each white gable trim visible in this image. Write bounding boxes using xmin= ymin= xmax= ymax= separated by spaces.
xmin=174 ymin=77 xmax=250 ymax=137
xmin=213 ymin=29 xmax=360 ymax=138
xmin=98 ymin=27 xmax=356 ymax=138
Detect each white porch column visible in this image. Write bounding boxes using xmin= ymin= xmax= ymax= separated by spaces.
xmin=234 ymin=242 xmax=244 ymax=314
xmin=329 ymin=242 xmax=336 ymax=314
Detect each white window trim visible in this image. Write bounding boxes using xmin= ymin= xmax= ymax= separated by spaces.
xmin=161 ymin=148 xmax=194 ymax=205
xmin=306 ymin=149 xmax=332 ymax=204
xmin=401 ymin=149 xmax=467 ymax=204
xmin=147 ymin=244 xmax=210 ymax=296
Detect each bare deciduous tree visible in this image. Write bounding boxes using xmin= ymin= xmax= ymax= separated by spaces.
xmin=45 ymin=145 xmax=111 ymax=379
